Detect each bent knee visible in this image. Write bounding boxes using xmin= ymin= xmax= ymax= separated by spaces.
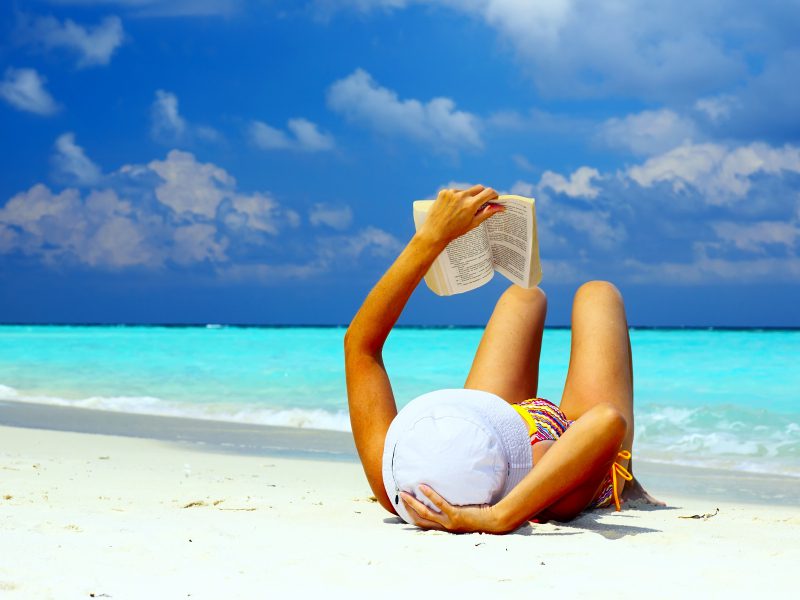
xmin=593 ymin=403 xmax=628 ymax=443
xmin=506 ymin=285 xmax=547 ymax=307
xmin=575 ymin=280 xmax=622 ymax=305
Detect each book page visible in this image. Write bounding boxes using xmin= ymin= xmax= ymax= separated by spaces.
xmin=485 ymin=195 xmax=540 ymax=287
xmin=413 ymin=200 xmax=494 ymax=295
xmin=439 ymin=225 xmax=495 ymax=294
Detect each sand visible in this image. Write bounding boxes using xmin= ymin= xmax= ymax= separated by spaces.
xmin=1 ymin=413 xmax=799 ymax=599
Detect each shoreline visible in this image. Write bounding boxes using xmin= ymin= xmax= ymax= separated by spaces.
xmin=0 ymin=399 xmax=356 ymax=461
xmin=2 ymin=399 xmax=799 ymax=507
xmin=1 ymin=421 xmax=798 ymax=597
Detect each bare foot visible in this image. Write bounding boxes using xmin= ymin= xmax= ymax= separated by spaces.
xmin=622 ymin=476 xmax=666 ymax=507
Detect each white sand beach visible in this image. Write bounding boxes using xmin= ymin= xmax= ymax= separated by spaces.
xmin=1 ymin=411 xmax=799 ymax=599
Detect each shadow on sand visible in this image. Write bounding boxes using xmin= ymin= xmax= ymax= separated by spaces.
xmin=384 ymin=503 xmax=676 ymax=539
xmin=518 ymin=503 xmax=679 ymax=540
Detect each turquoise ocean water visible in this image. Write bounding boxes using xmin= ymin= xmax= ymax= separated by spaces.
xmin=0 ymin=325 xmax=798 ymax=478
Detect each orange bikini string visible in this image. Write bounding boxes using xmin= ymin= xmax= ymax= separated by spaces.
xmin=611 ymin=450 xmax=633 ymax=511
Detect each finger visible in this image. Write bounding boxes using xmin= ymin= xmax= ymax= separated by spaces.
xmin=402 ymin=496 xmax=447 ymax=530
xmin=461 ymin=184 xmax=485 ymax=197
xmin=473 ymin=203 xmax=505 ymax=225
xmin=400 ymin=492 xmax=447 ymax=526
xmin=403 ymin=502 xmax=447 ymax=531
xmin=418 ymin=484 xmax=454 ymax=516
xmin=436 ymin=188 xmax=454 ymax=202
xmin=470 ymin=187 xmax=499 ymax=207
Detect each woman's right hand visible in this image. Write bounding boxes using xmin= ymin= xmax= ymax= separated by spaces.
xmin=400 ymin=484 xmax=509 ymax=534
xmin=416 ymin=185 xmax=502 ymax=248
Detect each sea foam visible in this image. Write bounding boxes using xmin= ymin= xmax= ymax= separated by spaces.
xmin=636 ymin=403 xmax=800 ymax=477
xmin=0 ymin=383 xmax=351 ymax=432
xmin=2 ymin=382 xmax=798 ymax=477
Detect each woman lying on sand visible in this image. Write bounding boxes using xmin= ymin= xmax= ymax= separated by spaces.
xmin=345 ymin=185 xmax=661 ymax=533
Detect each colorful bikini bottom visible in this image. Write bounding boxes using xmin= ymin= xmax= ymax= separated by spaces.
xmin=512 ymin=397 xmax=632 ymax=511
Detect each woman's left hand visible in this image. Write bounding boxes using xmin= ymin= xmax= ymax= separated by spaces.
xmin=400 ymin=485 xmax=507 ymax=534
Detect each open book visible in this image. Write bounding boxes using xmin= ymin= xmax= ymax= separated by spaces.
xmin=413 ymin=195 xmax=542 ymax=296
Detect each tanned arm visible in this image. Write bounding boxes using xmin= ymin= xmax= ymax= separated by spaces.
xmin=344 ymin=185 xmax=502 ymax=514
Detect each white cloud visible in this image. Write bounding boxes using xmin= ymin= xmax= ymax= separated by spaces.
xmin=1 ymin=141 xmax=410 ymax=278
xmin=317 ymin=226 xmax=402 ymax=262
xmin=0 ymin=150 xmax=305 ymax=270
xmin=540 ymin=257 xmax=601 ymax=283
xmin=0 ymin=185 xmax=81 ymax=240
xmin=0 ymin=184 xmax=159 ymax=268
xmin=472 ymin=0 xmax=572 ymax=48
xmin=624 ymin=255 xmax=800 ymax=285
xmin=309 ymin=204 xmax=353 ymax=230
xmin=229 ymin=193 xmax=293 ymax=235
xmin=249 ymin=122 xmax=288 ymax=149
xmin=84 ymin=212 xmax=154 ymax=267
xmin=145 ymin=151 xmax=299 ymax=237
xmin=598 ymin=109 xmax=698 ymax=156
xmin=321 ymin=1 xmax=750 ymax=102
xmin=627 ymin=142 xmax=800 ymax=204
xmin=628 ymin=144 xmax=725 ymax=193
xmin=320 ymin=0 xmax=799 ymax=145
xmin=512 ymin=154 xmax=535 ymax=172
xmin=249 ymin=118 xmax=335 ymax=152
xmin=220 ymin=226 xmax=401 ymax=283
xmin=18 ymin=14 xmax=125 ymax=68
xmin=522 ymin=182 xmax=626 ymax=252
xmin=712 ymin=221 xmax=799 ymax=255
xmin=0 ymin=67 xmax=59 ymax=115
xmin=557 ymin=206 xmax=625 ymax=250
xmin=538 ymin=166 xmax=600 ymax=199
xmin=508 ymin=181 xmax=534 ymax=197
xmin=287 ymin=119 xmax=335 ymax=151
xmin=52 ymin=133 xmax=102 ymax=185
xmin=327 ymin=68 xmax=482 ymax=151
xmin=172 ymin=223 xmax=227 ymax=265
xmin=151 ymin=90 xmax=186 ymax=140
xmin=148 ymin=150 xmax=234 ymax=218
xmin=219 ymin=261 xmax=326 ymax=282
xmin=150 ymin=90 xmax=219 ymax=144
xmin=498 ymin=139 xmax=800 ymax=284
xmin=694 ymin=95 xmax=738 ymax=123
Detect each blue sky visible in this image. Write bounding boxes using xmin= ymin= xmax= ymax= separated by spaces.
xmin=1 ymin=0 xmax=799 ymax=326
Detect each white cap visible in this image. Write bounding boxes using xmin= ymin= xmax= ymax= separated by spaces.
xmin=382 ymin=388 xmax=532 ymax=525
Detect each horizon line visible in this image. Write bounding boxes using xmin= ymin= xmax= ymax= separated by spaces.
xmin=1 ymin=323 xmax=799 ymax=331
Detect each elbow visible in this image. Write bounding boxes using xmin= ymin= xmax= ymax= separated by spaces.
xmin=343 ymin=325 xmax=355 ymax=354
xmin=344 ymin=319 xmax=382 ymax=358
xmin=343 ymin=321 xmax=363 ymax=354
xmin=344 ymin=324 xmax=375 ymax=360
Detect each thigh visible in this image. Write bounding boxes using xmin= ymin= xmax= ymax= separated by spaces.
xmin=559 ymin=281 xmax=634 ymax=456
xmin=464 ymin=285 xmax=546 ymax=404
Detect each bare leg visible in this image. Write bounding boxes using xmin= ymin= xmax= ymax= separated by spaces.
xmin=559 ymin=281 xmax=634 ymax=438
xmin=558 ymin=281 xmax=635 ymax=496
xmin=464 ymin=285 xmax=546 ymax=404
xmin=553 ymin=281 xmax=663 ymax=508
